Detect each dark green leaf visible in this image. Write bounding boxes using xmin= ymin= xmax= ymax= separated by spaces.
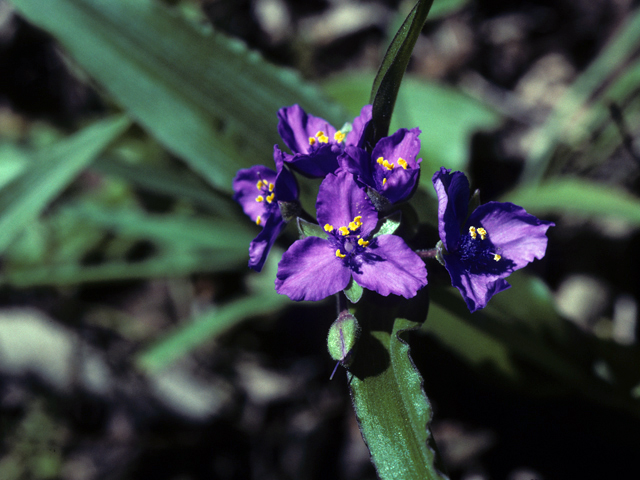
xmin=367 ymin=0 xmax=435 ymax=146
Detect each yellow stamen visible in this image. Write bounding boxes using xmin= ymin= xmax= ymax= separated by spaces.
xmin=376 ymin=157 xmax=385 ymax=165
xmin=354 ymin=215 xmax=362 ymax=224
xmin=266 ymin=193 xmax=275 ymax=204
xmin=309 ymin=137 xmax=316 ymax=146
xmin=477 ymin=227 xmax=487 ymax=240
xmin=334 ymin=131 xmax=346 ymax=143
xmin=383 ymin=178 xmax=387 ymax=186
xmin=268 ymin=183 xmax=274 ymax=192
xmin=324 ymin=224 xmax=334 ymax=232
xmin=397 ymin=158 xmax=408 ymax=169
xmin=358 ymin=238 xmax=369 ymax=247
xmin=493 ymin=254 xmax=501 ymax=261
xmin=336 ymin=249 xmax=346 ymax=259
xmin=256 ymin=216 xmax=262 ymax=226
xmin=338 ymin=226 xmax=350 ymax=236
xmin=349 ymin=221 xmax=357 ymax=231
xmin=256 ymin=180 xmax=264 ymax=189
xmin=256 ymin=195 xmax=264 ymax=203
xmin=316 ymin=131 xmax=329 ymax=143
xmin=469 ymin=226 xmax=477 ymax=239
xmin=382 ymin=159 xmax=394 ymax=170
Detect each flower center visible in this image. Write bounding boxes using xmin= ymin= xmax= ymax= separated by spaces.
xmin=458 ymin=226 xmax=502 ymax=264
xmin=324 ymin=216 xmax=371 ymax=259
xmin=376 ymin=156 xmax=408 ymax=186
xmin=254 ymin=177 xmax=277 ymax=225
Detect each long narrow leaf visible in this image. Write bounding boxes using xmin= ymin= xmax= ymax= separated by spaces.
xmin=0 ymin=115 xmax=129 ymax=254
xmin=10 ymin=0 xmax=345 ymax=193
xmin=367 ymin=0 xmax=434 ymax=146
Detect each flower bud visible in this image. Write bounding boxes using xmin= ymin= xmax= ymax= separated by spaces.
xmin=327 ymin=311 xmax=361 ymax=367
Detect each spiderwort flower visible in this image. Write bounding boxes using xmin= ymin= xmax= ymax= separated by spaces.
xmin=276 ymin=104 xmax=372 ymax=178
xmin=433 ymin=167 xmax=554 ymax=312
xmin=233 ymin=147 xmax=298 ymax=272
xmin=275 ymin=170 xmax=427 ymax=301
xmin=339 ymin=127 xmax=422 ymax=204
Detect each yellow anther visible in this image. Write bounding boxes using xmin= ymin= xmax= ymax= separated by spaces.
xmin=376 ymin=157 xmax=385 ymax=165
xmin=358 ymin=238 xmax=369 ymax=247
xmin=256 ymin=195 xmax=264 ymax=203
xmin=256 ymin=216 xmax=262 ymax=226
xmin=336 ymin=249 xmax=346 ymax=259
xmin=256 ymin=180 xmax=264 ymax=189
xmin=349 ymin=221 xmax=357 ymax=231
xmin=334 ymin=131 xmax=346 ymax=143
xmin=383 ymin=178 xmax=387 ymax=186
xmin=353 ymin=216 xmax=362 ymax=226
xmin=268 ymin=183 xmax=274 ymax=192
xmin=338 ymin=226 xmax=350 ymax=236
xmin=382 ymin=159 xmax=394 ymax=170
xmin=324 ymin=224 xmax=334 ymax=232
xmin=309 ymin=137 xmax=316 ymax=146
xmin=316 ymin=131 xmax=329 ymax=143
xmin=398 ymin=158 xmax=408 ymax=169
xmin=469 ymin=226 xmax=477 ymax=239
xmin=493 ymin=254 xmax=501 ymax=261
xmin=266 ymin=193 xmax=275 ymax=204
xmin=477 ymin=227 xmax=487 ymax=240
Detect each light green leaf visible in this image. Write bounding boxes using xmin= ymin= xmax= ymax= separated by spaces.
xmin=297 ymin=218 xmax=328 ymax=239
xmin=371 ymin=211 xmax=402 ymax=238
xmin=349 ymin=313 xmax=448 ymax=480
xmin=503 ymin=178 xmax=640 ymax=225
xmin=136 ymin=257 xmax=288 ymax=372
xmin=0 ymin=115 xmax=129 ymax=255
xmin=343 ymin=278 xmax=364 ymax=304
xmin=10 ymin=0 xmax=345 ymax=193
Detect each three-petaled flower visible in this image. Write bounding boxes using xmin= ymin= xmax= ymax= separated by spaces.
xmin=340 ymin=127 xmax=422 ymax=205
xmin=275 ymin=170 xmax=427 ymax=301
xmin=232 ymin=147 xmax=298 ymax=272
xmin=276 ymin=104 xmax=372 ymax=178
xmin=433 ymin=167 xmax=554 ymax=312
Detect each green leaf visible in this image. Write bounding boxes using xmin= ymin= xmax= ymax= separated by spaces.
xmin=348 ymin=311 xmax=448 ymax=480
xmin=371 ymin=211 xmax=402 ymax=237
xmin=324 ymin=73 xmax=502 ymax=176
xmin=297 ymin=218 xmax=328 ymax=239
xmin=347 ymin=290 xmax=446 ymax=479
xmin=343 ymin=278 xmax=364 ymax=304
xmin=503 ymin=177 xmax=640 ymax=225
xmin=10 ymin=0 xmax=345 ymax=193
xmin=136 ymin=257 xmax=288 ymax=372
xmin=367 ymin=0 xmax=435 ymax=145
xmin=521 ymin=8 xmax=640 ymax=184
xmin=0 ymin=115 xmax=129 ymax=255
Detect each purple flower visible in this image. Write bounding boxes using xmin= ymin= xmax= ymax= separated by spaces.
xmin=277 ymin=104 xmax=372 ymax=178
xmin=433 ymin=167 xmax=554 ymax=312
xmin=339 ymin=127 xmax=422 ymax=204
xmin=233 ymin=147 xmax=298 ymax=272
xmin=275 ymin=170 xmax=427 ymax=301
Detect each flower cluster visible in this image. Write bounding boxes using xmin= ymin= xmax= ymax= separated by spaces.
xmin=233 ymin=105 xmax=553 ymax=312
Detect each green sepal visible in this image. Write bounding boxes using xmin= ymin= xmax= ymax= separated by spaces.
xmin=343 ymin=277 xmax=364 ymax=304
xmin=371 ymin=211 xmax=402 ymax=238
xmin=327 ymin=311 xmax=361 ymax=367
xmin=296 ymin=218 xmax=328 ymax=239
